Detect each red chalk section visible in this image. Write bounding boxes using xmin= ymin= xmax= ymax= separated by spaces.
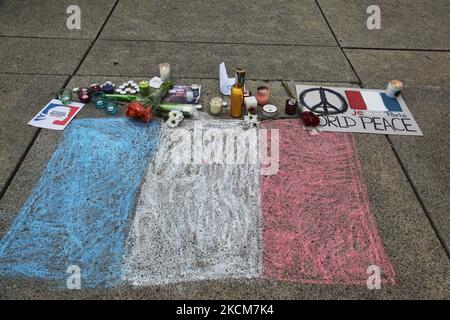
xmin=261 ymin=119 xmax=395 ymax=285
xmin=345 ymin=90 xmax=367 ymax=110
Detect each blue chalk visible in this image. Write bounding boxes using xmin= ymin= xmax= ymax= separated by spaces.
xmin=0 ymin=118 xmax=160 ymax=288
xmin=380 ymin=93 xmax=403 ymax=112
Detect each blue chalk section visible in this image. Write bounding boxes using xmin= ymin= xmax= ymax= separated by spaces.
xmin=0 ymin=118 xmax=160 ymax=288
xmin=380 ymin=93 xmax=403 ymax=112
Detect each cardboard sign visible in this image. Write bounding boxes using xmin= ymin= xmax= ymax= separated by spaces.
xmin=28 ymin=99 xmax=84 ymax=130
xmin=296 ymin=85 xmax=423 ymax=136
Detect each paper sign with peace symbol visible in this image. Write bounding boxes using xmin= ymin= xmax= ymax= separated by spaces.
xmin=299 ymin=87 xmax=348 ymax=115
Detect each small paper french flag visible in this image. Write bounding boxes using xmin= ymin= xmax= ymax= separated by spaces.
xmin=345 ymin=90 xmax=402 ymax=112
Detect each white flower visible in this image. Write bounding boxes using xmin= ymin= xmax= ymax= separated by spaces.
xmin=247 ymin=113 xmax=257 ymax=121
xmin=243 ymin=113 xmax=259 ymax=129
xmin=166 ymin=117 xmax=181 ymax=128
xmin=168 ymin=110 xmax=184 ymax=121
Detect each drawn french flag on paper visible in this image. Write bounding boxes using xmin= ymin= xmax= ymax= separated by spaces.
xmin=345 ymin=90 xmax=403 ymax=112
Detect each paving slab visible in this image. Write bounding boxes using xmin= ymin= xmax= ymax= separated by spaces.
xmin=0 ymin=74 xmax=68 ymax=198
xmin=77 ymin=40 xmax=357 ymax=82
xmin=100 ymin=0 xmax=336 ymax=46
xmin=0 ymin=0 xmax=116 ymax=39
xmin=344 ymin=49 xmax=450 ymax=87
xmin=346 ymin=50 xmax=450 ymax=250
xmin=0 ymin=38 xmax=90 ymax=75
xmin=318 ymin=0 xmax=450 ymax=50
xmin=0 ymin=78 xmax=448 ymax=299
xmin=389 ymin=86 xmax=450 ymax=250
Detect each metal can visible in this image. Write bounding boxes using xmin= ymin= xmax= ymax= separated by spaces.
xmin=285 ymin=99 xmax=297 ymax=115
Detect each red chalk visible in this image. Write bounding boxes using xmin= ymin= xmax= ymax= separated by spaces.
xmin=261 ymin=119 xmax=395 ymax=285
xmin=345 ymin=90 xmax=367 ymax=110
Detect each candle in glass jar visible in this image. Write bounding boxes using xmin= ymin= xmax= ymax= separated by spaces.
xmin=386 ymin=79 xmax=403 ymax=98
xmin=159 ymin=63 xmax=171 ymax=81
xmin=256 ymin=86 xmax=270 ymax=105
xmin=209 ymin=97 xmax=223 ymax=115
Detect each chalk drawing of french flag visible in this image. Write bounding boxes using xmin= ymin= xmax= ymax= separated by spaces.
xmin=0 ymin=117 xmax=396 ymax=288
xmin=345 ymin=90 xmax=403 ymax=112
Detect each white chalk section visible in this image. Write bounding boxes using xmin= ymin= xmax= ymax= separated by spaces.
xmin=123 ymin=119 xmax=262 ymax=285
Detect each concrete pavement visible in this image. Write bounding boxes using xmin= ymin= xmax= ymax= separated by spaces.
xmin=0 ymin=0 xmax=448 ymax=299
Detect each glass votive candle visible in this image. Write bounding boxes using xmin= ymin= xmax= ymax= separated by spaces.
xmin=159 ymin=63 xmax=171 ymax=81
xmin=209 ymin=97 xmax=223 ymax=115
xmin=77 ymin=87 xmax=91 ymax=103
xmin=256 ymin=86 xmax=270 ymax=105
xmin=58 ymin=88 xmax=72 ymax=105
xmin=105 ymin=98 xmax=119 ymax=115
xmin=186 ymin=89 xmax=194 ymax=103
xmin=386 ymin=80 xmax=403 ymax=98
xmin=92 ymin=92 xmax=106 ymax=109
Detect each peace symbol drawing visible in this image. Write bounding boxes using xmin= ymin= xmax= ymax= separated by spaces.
xmin=299 ymin=87 xmax=348 ymax=115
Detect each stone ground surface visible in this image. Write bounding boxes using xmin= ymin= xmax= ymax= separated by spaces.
xmin=0 ymin=0 xmax=449 ymax=299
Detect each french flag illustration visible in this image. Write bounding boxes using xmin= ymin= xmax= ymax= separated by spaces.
xmin=345 ymin=90 xmax=403 ymax=112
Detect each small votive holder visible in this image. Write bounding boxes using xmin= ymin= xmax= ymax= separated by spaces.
xmin=92 ymin=92 xmax=106 ymax=109
xmin=58 ymin=88 xmax=72 ymax=106
xmin=186 ymin=89 xmax=194 ymax=103
xmin=256 ymin=86 xmax=270 ymax=106
xmin=159 ymin=63 xmax=171 ymax=82
xmin=105 ymin=98 xmax=119 ymax=115
xmin=209 ymin=97 xmax=223 ymax=115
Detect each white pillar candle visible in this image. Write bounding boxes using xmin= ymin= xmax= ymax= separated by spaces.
xmin=159 ymin=63 xmax=171 ymax=82
xmin=244 ymin=96 xmax=258 ymax=113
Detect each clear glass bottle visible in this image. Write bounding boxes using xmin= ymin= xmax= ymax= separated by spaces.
xmin=230 ymin=68 xmax=246 ymax=118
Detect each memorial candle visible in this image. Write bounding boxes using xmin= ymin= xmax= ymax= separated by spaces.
xmin=159 ymin=63 xmax=171 ymax=81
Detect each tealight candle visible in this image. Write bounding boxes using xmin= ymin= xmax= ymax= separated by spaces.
xmin=209 ymin=97 xmax=223 ymax=115
xmin=96 ymin=100 xmax=105 ymax=109
xmin=91 ymin=92 xmax=106 ymax=109
xmin=159 ymin=63 xmax=171 ymax=81
xmin=58 ymin=88 xmax=72 ymax=106
xmin=262 ymin=104 xmax=278 ymax=118
xmin=105 ymin=98 xmax=118 ymax=115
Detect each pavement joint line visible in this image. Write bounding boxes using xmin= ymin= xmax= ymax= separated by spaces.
xmin=97 ymin=37 xmax=339 ymax=48
xmin=0 ymin=72 xmax=71 ymax=76
xmin=0 ymin=72 xmax=359 ymax=84
xmin=342 ymin=47 xmax=450 ymax=53
xmin=0 ymin=0 xmax=121 ymax=202
xmin=0 ymin=35 xmax=338 ymax=49
xmin=385 ymin=136 xmax=450 ymax=260
xmin=0 ymin=35 xmax=93 ymax=41
xmin=72 ymin=74 xmax=362 ymax=84
xmin=313 ymin=0 xmax=362 ymax=86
